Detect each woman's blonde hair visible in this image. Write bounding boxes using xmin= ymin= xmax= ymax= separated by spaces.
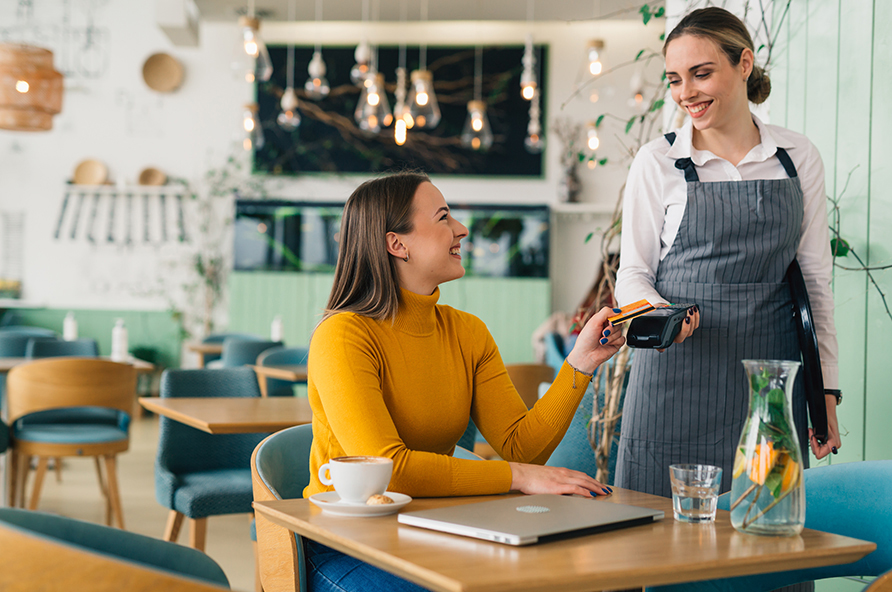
xmin=321 ymin=171 xmax=429 ymax=323
xmin=663 ymin=7 xmax=771 ymax=105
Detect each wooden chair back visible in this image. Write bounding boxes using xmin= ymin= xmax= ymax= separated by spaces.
xmin=867 ymin=572 xmax=892 ymax=592
xmin=505 ymin=363 xmax=555 ymax=409
xmin=7 ymin=358 xmax=137 ymax=423
xmin=251 ymin=433 xmax=303 ymax=592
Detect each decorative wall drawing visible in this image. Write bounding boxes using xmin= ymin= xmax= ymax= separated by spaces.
xmin=255 ymin=45 xmax=548 ymax=176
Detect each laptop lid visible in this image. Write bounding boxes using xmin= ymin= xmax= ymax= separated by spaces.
xmin=397 ymin=494 xmax=664 ymax=546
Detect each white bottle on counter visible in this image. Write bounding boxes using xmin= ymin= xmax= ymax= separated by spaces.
xmin=63 ymin=311 xmax=78 ymax=341
xmin=270 ymin=315 xmax=284 ymax=342
xmin=111 ymin=318 xmax=128 ymax=361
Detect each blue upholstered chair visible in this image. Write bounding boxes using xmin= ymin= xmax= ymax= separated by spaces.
xmin=26 ymin=337 xmax=99 ymax=358
xmin=200 ymin=332 xmax=263 ymax=367
xmin=219 ymin=338 xmax=283 ymax=368
xmin=156 ymin=367 xmax=269 ymax=552
xmin=251 ymin=425 xmax=482 ymax=592
xmin=0 ymin=507 xmax=230 ymax=588
xmin=647 ymin=461 xmax=892 ymax=592
xmin=0 ymin=325 xmax=57 ymax=338
xmin=257 ymin=346 xmax=309 ymax=397
xmin=7 ymin=358 xmax=135 ymax=527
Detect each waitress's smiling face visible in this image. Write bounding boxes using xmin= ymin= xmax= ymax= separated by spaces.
xmin=665 ymin=34 xmax=752 ymax=133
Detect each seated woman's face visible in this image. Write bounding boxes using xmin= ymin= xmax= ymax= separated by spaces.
xmin=401 ymin=182 xmax=469 ymax=292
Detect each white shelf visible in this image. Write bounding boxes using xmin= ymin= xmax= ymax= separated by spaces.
xmin=551 ymin=202 xmax=617 ymax=218
xmin=62 ymin=183 xmax=190 ymax=196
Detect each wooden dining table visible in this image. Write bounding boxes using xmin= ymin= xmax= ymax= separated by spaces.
xmin=251 ymin=364 xmax=308 ymax=397
xmin=253 ymin=488 xmax=876 ymax=592
xmin=186 ymin=343 xmax=223 ymax=368
xmin=138 ymin=396 xmax=313 ymax=434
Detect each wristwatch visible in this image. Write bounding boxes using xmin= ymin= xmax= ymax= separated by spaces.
xmin=825 ymin=388 xmax=842 ymax=406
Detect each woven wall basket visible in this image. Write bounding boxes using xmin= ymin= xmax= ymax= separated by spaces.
xmin=0 ymin=43 xmax=63 ymax=132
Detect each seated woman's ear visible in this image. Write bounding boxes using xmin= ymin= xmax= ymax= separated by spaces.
xmin=385 ymin=231 xmax=408 ymax=261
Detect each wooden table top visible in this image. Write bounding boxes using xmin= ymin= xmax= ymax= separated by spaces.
xmin=254 ymin=489 xmax=876 ymax=592
xmin=0 ymin=523 xmax=227 ymax=592
xmin=251 ymin=364 xmax=308 ymax=382
xmin=138 ymin=396 xmax=313 ymax=434
xmin=186 ymin=343 xmax=224 ymax=355
xmin=0 ymin=356 xmax=154 ymax=374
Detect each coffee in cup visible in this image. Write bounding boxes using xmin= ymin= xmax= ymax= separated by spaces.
xmin=318 ymin=456 xmax=393 ymax=504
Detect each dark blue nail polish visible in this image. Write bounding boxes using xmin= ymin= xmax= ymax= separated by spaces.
xmin=832 ymin=447 xmax=838 ymax=455
xmin=603 ymin=329 xmax=611 ymax=336
xmin=590 ymin=490 xmax=597 ymax=497
xmin=685 ymin=317 xmax=691 ymax=324
xmin=613 ymin=308 xmax=622 ymax=313
xmin=605 ymin=487 xmax=613 ymax=493
xmin=600 ymin=338 xmax=608 ymax=345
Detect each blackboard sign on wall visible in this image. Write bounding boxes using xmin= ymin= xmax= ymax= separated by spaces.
xmin=255 ymin=45 xmax=548 ymax=177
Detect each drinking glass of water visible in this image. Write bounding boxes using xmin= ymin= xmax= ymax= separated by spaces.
xmin=669 ymin=464 xmax=723 ymax=523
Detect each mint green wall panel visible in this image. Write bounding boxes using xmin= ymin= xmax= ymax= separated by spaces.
xmin=815 ymin=578 xmax=873 ymax=592
xmin=769 ymin=0 xmax=789 ymax=127
xmin=456 ymin=278 xmax=550 ymax=364
xmin=803 ymin=0 xmax=839 ymax=194
xmin=230 ymin=273 xmax=549 ymax=365
xmin=782 ymin=0 xmax=808 ymax=133
xmin=864 ymin=0 xmax=892 ymax=462
xmin=829 ymin=0 xmax=873 ymax=464
xmin=12 ymin=308 xmax=181 ymax=368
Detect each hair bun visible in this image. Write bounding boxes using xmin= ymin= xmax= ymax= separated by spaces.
xmin=748 ymin=66 xmax=771 ymax=104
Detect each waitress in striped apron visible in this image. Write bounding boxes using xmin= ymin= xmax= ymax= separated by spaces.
xmin=614 ymin=7 xmax=842 ymax=499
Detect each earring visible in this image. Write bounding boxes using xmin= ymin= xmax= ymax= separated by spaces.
xmin=403 ymin=253 xmax=409 ymax=263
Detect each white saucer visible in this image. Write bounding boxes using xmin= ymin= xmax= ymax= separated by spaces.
xmin=309 ymin=491 xmax=412 ymax=517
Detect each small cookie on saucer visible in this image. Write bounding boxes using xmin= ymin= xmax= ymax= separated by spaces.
xmin=366 ymin=494 xmax=394 ymax=505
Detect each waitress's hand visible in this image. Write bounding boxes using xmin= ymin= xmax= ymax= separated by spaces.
xmin=566 ymin=307 xmax=626 ymax=375
xmin=508 ymin=462 xmax=612 ymax=497
xmin=809 ymin=396 xmax=842 ymax=459
xmin=658 ymin=305 xmax=700 ymax=352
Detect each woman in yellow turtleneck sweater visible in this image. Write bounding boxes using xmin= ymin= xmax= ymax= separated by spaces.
xmin=303 ymin=172 xmax=625 ymax=592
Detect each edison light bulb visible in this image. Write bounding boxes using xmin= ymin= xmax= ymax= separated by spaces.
xmin=242 ymin=103 xmax=264 ymax=150
xmin=236 ymin=16 xmax=273 ymax=83
xmin=586 ymin=125 xmax=600 ymax=151
xmin=351 ymin=41 xmax=371 ymax=85
xmin=277 ymin=87 xmax=301 ymax=131
xmin=520 ymin=34 xmax=536 ymax=100
xmin=460 ymin=100 xmax=493 ymax=151
xmin=587 ymin=40 xmax=604 ymax=76
xmin=15 ymin=80 xmax=29 ymax=93
xmin=395 ymin=118 xmax=407 ymax=145
xmin=304 ymin=51 xmax=330 ymax=99
xmin=407 ymin=70 xmax=440 ymax=129
xmin=355 ymin=72 xmax=392 ymax=133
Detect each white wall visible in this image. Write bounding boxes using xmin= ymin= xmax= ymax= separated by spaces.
xmin=0 ymin=1 xmax=664 ymax=318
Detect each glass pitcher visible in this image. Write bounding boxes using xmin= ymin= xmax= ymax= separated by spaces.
xmin=730 ymin=360 xmax=805 ymax=536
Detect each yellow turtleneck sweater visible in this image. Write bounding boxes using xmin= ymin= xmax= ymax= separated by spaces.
xmin=304 ymin=287 xmax=590 ymax=498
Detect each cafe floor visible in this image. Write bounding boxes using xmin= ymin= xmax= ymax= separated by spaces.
xmin=29 ymin=414 xmax=256 ymax=592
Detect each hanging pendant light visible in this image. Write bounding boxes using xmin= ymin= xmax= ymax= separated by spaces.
xmin=524 ymin=89 xmax=545 ymax=153
xmin=586 ymin=121 xmax=600 ymax=151
xmin=520 ymin=1 xmax=536 ymax=100
xmin=0 ymin=43 xmax=63 ymax=131
xmin=587 ymin=40 xmax=605 ymax=76
xmin=407 ymin=0 xmax=440 ymax=129
xmin=277 ymin=0 xmax=300 ymax=131
xmin=461 ymin=47 xmax=493 ymax=152
xmin=392 ymin=0 xmax=411 ymax=145
xmin=355 ymin=72 xmax=392 ymax=133
xmin=351 ymin=0 xmax=371 ymax=85
xmin=233 ymin=0 xmax=272 ymax=83
xmin=242 ymin=103 xmax=264 ymax=151
xmin=304 ymin=0 xmax=330 ymax=99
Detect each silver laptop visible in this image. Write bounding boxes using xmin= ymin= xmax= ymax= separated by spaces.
xmin=397 ymin=494 xmax=664 ymax=546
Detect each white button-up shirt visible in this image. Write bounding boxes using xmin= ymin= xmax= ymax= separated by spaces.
xmin=615 ymin=115 xmax=839 ymax=387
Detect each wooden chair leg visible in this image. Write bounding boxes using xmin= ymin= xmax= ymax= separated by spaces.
xmin=54 ymin=456 xmax=63 ymax=482
xmin=15 ymin=454 xmax=31 ymax=508
xmin=28 ymin=457 xmax=49 ymax=511
xmin=254 ymin=539 xmax=263 ymax=592
xmin=103 ymin=455 xmax=125 ymax=529
xmin=94 ymin=457 xmax=108 ymax=499
xmin=163 ymin=510 xmax=184 ymax=543
xmin=8 ymin=451 xmax=19 ymax=507
xmin=189 ymin=517 xmax=208 ymax=552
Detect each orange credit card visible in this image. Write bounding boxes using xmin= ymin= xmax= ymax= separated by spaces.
xmin=608 ymin=299 xmax=656 ymax=325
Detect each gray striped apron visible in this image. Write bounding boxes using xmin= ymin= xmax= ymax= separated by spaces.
xmin=614 ymin=133 xmax=809 ymax=497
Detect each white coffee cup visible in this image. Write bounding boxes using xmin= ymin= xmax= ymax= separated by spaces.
xmin=318 ymin=456 xmax=393 ymax=504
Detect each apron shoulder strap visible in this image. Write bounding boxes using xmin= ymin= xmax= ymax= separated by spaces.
xmin=664 ymin=133 xmax=700 ymax=183
xmin=775 ymin=147 xmax=799 ymax=178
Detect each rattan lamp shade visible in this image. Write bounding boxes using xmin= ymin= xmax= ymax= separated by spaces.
xmin=0 ymin=43 xmax=63 ymax=132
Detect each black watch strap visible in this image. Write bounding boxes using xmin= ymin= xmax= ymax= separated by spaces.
xmin=825 ymin=388 xmax=842 ymax=406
